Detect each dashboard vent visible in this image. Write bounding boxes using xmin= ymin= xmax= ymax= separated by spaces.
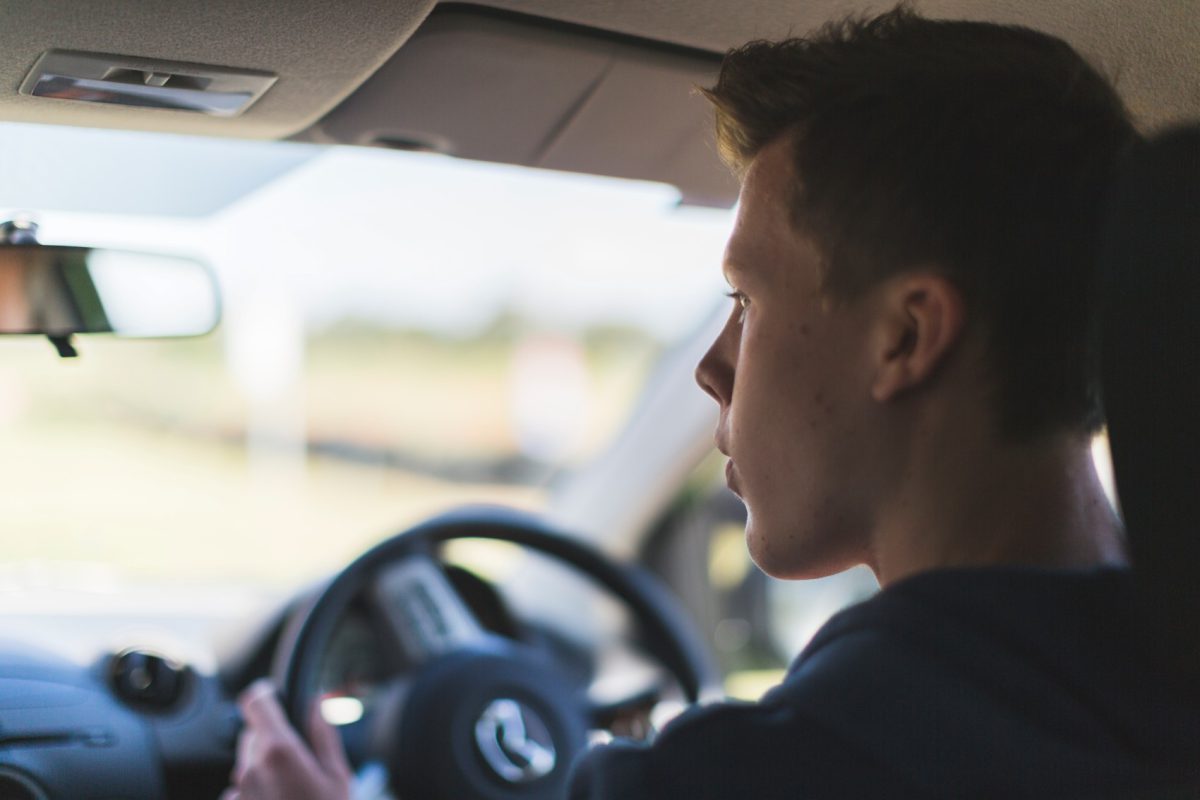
xmin=109 ymin=649 xmax=190 ymax=711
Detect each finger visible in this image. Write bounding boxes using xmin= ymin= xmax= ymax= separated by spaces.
xmin=233 ymin=728 xmax=257 ymax=785
xmin=308 ymin=701 xmax=352 ymax=778
xmin=239 ymin=680 xmax=299 ymax=742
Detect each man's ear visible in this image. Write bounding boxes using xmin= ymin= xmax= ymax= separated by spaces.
xmin=869 ymin=273 xmax=966 ymax=403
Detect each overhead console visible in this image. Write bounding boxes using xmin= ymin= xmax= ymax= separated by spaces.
xmin=301 ymin=4 xmax=739 ymax=207
xmin=0 ymin=0 xmax=438 ymax=139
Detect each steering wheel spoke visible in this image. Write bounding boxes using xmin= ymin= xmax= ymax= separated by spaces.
xmin=369 ymin=555 xmax=488 ymax=667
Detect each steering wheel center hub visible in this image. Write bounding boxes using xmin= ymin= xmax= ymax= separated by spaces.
xmin=475 ymin=697 xmax=557 ymax=783
xmin=394 ymin=645 xmax=585 ymax=799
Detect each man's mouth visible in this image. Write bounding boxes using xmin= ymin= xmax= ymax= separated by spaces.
xmin=724 ymin=459 xmax=740 ymax=496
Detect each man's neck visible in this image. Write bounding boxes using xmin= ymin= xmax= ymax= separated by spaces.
xmin=869 ymin=431 xmax=1127 ymax=588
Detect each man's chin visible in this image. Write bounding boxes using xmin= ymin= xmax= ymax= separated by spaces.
xmin=745 ymin=519 xmax=857 ymax=580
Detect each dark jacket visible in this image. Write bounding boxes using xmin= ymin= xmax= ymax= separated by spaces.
xmin=569 ymin=566 xmax=1200 ymax=799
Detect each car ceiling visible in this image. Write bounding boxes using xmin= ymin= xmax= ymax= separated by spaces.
xmin=484 ymin=0 xmax=1200 ymax=126
xmin=0 ymin=0 xmax=1195 ymax=208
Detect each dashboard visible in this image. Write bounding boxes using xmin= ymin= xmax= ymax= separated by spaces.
xmin=0 ymin=641 xmax=236 ymax=799
xmin=0 ymin=561 xmax=642 ymax=799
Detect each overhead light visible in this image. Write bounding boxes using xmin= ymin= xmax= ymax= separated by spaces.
xmin=21 ymin=50 xmax=276 ymax=117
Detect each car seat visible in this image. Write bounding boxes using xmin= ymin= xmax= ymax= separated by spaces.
xmin=1099 ymin=124 xmax=1200 ymax=695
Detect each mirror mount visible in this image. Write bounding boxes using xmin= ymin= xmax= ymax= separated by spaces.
xmin=47 ymin=334 xmax=78 ymax=359
xmin=0 ymin=217 xmax=75 ymax=359
xmin=0 ymin=217 xmax=41 ymax=246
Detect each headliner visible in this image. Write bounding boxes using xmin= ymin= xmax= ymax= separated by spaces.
xmin=481 ymin=0 xmax=1199 ymax=132
xmin=0 ymin=1 xmax=1192 ymax=210
xmin=0 ymin=0 xmax=1191 ymax=137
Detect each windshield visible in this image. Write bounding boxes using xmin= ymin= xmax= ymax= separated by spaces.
xmin=0 ymin=123 xmax=734 ymax=605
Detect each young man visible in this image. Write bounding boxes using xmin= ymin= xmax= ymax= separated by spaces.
xmin=223 ymin=7 xmax=1200 ymax=799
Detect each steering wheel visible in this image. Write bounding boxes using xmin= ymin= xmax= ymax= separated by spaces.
xmin=272 ymin=506 xmax=719 ymax=799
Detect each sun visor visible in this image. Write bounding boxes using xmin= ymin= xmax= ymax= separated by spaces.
xmin=302 ymin=6 xmax=738 ymax=208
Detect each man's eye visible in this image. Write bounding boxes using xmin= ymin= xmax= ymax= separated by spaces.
xmin=725 ymin=290 xmax=749 ymax=322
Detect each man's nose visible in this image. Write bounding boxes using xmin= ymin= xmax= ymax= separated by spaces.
xmin=695 ymin=339 xmax=732 ymax=407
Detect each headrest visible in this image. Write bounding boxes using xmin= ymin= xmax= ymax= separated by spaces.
xmin=1099 ymin=125 xmax=1200 ymax=679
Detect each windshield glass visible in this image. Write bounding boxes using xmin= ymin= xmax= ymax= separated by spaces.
xmin=0 ymin=123 xmax=734 ymax=604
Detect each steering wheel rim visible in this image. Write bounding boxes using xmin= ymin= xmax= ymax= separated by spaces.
xmin=272 ymin=505 xmax=719 ymax=798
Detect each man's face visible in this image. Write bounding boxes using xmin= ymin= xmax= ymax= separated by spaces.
xmin=696 ymin=137 xmax=883 ymax=579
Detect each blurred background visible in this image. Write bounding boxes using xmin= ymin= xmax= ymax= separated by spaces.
xmin=0 ymin=121 xmax=1117 ymax=698
xmin=0 ymin=126 xmax=732 ymax=588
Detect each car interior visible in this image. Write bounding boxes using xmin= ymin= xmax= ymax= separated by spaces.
xmin=0 ymin=1 xmax=1195 ymax=798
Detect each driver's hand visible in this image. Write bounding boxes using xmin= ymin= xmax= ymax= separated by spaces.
xmin=220 ymin=679 xmax=352 ymax=800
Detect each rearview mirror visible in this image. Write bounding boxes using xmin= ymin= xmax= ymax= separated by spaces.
xmin=0 ymin=244 xmax=220 ymax=343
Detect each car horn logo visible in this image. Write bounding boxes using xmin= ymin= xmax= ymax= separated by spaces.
xmin=474 ymin=698 xmax=557 ymax=783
